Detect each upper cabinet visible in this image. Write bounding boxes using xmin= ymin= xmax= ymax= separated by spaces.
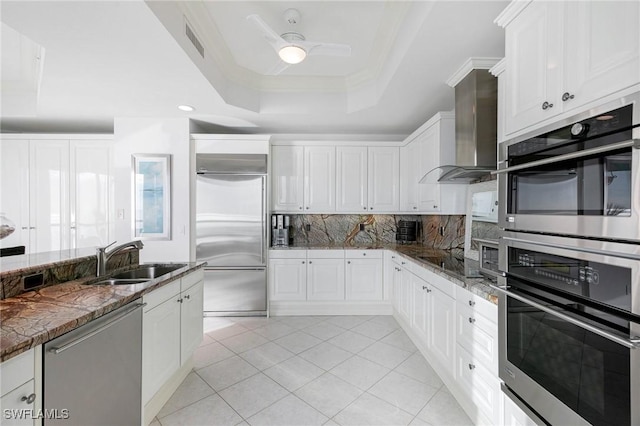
xmin=304 ymin=146 xmax=336 ymax=212
xmin=0 ymin=136 xmax=113 ymax=254
xmin=271 ymin=145 xmax=304 ymax=212
xmin=498 ymin=0 xmax=640 ymax=136
xmin=400 ymin=113 xmax=466 ymax=214
xmin=336 ymin=146 xmax=400 ymax=213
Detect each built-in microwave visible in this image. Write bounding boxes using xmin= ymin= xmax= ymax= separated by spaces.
xmin=496 ymin=92 xmax=640 ymax=242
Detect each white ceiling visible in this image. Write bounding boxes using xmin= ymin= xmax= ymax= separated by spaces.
xmin=0 ymin=1 xmax=507 ymax=136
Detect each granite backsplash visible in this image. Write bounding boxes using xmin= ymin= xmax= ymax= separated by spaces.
xmin=287 ymin=214 xmax=465 ymax=249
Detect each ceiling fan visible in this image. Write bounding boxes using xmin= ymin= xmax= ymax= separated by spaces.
xmin=246 ymin=9 xmax=351 ymax=74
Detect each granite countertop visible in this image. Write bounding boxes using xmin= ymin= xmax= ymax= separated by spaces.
xmin=0 ymin=262 xmax=207 ymax=362
xmin=271 ymin=243 xmax=499 ymax=305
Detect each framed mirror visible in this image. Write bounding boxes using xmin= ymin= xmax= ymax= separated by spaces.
xmin=132 ymin=154 xmax=171 ymax=240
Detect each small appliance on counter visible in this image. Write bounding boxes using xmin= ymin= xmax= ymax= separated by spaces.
xmin=271 ymin=214 xmax=291 ymax=247
xmin=396 ymin=220 xmax=418 ymax=244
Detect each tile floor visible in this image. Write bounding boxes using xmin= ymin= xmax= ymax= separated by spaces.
xmin=151 ymin=315 xmax=474 ymax=426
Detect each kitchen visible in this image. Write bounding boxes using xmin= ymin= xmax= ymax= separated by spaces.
xmin=1 ymin=1 xmax=639 ymax=426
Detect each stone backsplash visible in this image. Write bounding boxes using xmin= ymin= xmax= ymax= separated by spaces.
xmin=287 ymin=214 xmax=465 ymax=249
xmin=1 ymin=249 xmax=139 ymax=300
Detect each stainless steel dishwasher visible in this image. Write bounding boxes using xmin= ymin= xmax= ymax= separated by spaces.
xmin=43 ymin=299 xmax=144 ymax=425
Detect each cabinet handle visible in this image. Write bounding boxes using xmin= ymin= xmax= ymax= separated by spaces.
xmin=299 ymin=206 xmax=302 ymax=210
xmin=433 ymin=205 xmax=438 ymax=209
xmin=21 ymin=393 xmax=36 ymax=404
xmin=468 ymin=317 xmax=476 ymax=324
xmin=347 ymin=261 xmax=351 ymax=264
xmin=562 ymin=92 xmax=575 ymax=102
xmin=21 ymin=226 xmax=28 ymax=230
xmin=468 ymin=300 xmax=475 ymax=307
xmin=426 ymin=288 xmax=431 ymax=293
xmin=468 ymin=363 xmax=476 ymax=371
xmin=401 ymin=261 xmax=406 ymax=265
xmin=391 ymin=256 xmax=395 ymax=259
xmin=29 ymin=227 xmax=36 ymax=230
xmin=70 ymin=226 xmax=76 ymax=230
xmin=413 ymin=207 xmax=417 ymax=210
xmin=184 ymin=294 xmax=190 ymax=300
xmin=363 ymin=207 xmax=367 ymax=210
xmin=369 ymin=207 xmax=373 ymax=210
xmin=362 ymin=253 xmax=366 ymax=256
xmin=305 ymin=207 xmax=309 ymax=210
xmin=542 ymin=101 xmax=554 ymax=110
xmin=308 ymin=261 xmax=312 ymax=264
xmin=177 ymin=298 xmax=183 ymax=303
xmin=302 ymin=261 xmax=305 ymax=264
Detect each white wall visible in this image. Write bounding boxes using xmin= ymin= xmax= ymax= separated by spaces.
xmin=113 ymin=117 xmax=191 ymax=262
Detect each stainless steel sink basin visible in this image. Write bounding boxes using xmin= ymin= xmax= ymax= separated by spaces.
xmin=111 ymin=264 xmax=187 ymax=280
xmin=90 ymin=278 xmax=149 ymax=286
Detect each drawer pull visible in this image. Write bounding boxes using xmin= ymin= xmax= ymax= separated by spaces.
xmin=21 ymin=393 xmax=36 ymax=404
xmin=347 ymin=261 xmax=351 ymax=264
xmin=302 ymin=261 xmax=305 ymax=264
xmin=363 ymin=253 xmax=366 ymax=256
xmin=184 ymin=294 xmax=190 ymax=300
xmin=308 ymin=261 xmax=313 ymax=264
xmin=177 ymin=298 xmax=183 ymax=303
xmin=401 ymin=261 xmax=406 ymax=265
xmin=468 ymin=317 xmax=476 ymax=324
xmin=468 ymin=300 xmax=475 ymax=307
xmin=468 ymin=363 xmax=476 ymax=371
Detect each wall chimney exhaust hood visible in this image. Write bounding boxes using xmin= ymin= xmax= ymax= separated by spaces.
xmin=420 ymin=58 xmax=499 ymax=184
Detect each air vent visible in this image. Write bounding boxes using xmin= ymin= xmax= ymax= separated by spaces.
xmin=185 ymin=21 xmax=204 ymax=58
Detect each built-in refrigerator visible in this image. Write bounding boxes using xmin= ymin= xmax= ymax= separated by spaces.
xmin=195 ymin=154 xmax=267 ymax=316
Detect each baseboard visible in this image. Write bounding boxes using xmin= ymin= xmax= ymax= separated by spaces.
xmin=143 ymin=357 xmax=193 ymax=425
xmin=269 ymin=301 xmax=393 ymax=316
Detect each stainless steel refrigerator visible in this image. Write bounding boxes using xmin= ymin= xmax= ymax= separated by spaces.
xmin=195 ymin=154 xmax=267 ymax=316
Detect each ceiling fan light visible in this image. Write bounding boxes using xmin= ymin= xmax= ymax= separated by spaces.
xmin=278 ymin=45 xmax=306 ymax=64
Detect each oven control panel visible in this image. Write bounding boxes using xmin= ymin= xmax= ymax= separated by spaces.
xmin=516 ymin=253 xmax=600 ymax=287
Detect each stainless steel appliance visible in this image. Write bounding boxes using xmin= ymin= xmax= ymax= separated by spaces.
xmin=496 ymin=92 xmax=640 ymax=242
xmin=43 ymin=300 xmax=144 ymax=425
xmin=196 ymin=154 xmax=267 ymax=316
xmin=396 ymin=220 xmax=418 ymax=244
xmin=475 ymin=238 xmax=500 ymax=280
xmin=490 ymin=232 xmax=640 ymax=426
xmin=271 ymin=214 xmax=290 ymax=247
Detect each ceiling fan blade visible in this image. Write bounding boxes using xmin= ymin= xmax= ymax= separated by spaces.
xmin=266 ymin=60 xmax=291 ymax=76
xmin=246 ymin=14 xmax=286 ymax=51
xmin=302 ymin=41 xmax=352 ymax=57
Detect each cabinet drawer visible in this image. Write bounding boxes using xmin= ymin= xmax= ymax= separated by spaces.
xmin=456 ymin=303 xmax=498 ymax=374
xmin=307 ymin=250 xmax=344 ymax=259
xmin=0 ymin=379 xmax=36 ymax=423
xmin=143 ymin=279 xmax=181 ymax=312
xmin=269 ymin=249 xmax=306 ymax=259
xmin=456 ymin=345 xmax=502 ymax=425
xmin=455 ymin=286 xmax=498 ymax=321
xmin=0 ymin=349 xmax=34 ymax=397
xmin=415 ymin=267 xmax=455 ymax=298
xmin=345 ymin=249 xmax=383 ymax=259
xmin=181 ymin=268 xmax=204 ymax=292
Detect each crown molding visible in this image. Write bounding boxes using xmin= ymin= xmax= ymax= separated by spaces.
xmin=446 ymin=57 xmax=502 ymax=87
xmin=494 ymin=0 xmax=532 ymax=28
xmin=489 ymin=58 xmax=507 ymax=76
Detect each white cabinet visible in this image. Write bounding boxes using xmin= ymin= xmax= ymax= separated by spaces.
xmin=411 ymin=273 xmax=429 ymax=343
xmin=142 ymin=269 xmax=205 ymax=404
xmin=336 ymin=146 xmax=368 ymax=212
xmin=304 ymin=146 xmax=335 ymax=212
xmin=271 ymin=145 xmax=304 ymax=212
xmin=345 ymin=250 xmax=383 ymax=300
xmin=269 ymin=250 xmax=307 ymax=301
xmin=307 ymin=258 xmax=345 ymax=300
xmin=400 ymin=113 xmax=466 ymax=214
xmin=426 ymin=281 xmax=456 ymax=376
xmin=0 ymin=136 xmax=113 ymax=254
xmin=367 ymin=147 xmax=399 ymax=212
xmin=0 ymin=348 xmax=41 ymax=426
xmin=499 ymin=0 xmax=640 ymax=136
xmin=456 ymin=345 xmax=502 ymax=425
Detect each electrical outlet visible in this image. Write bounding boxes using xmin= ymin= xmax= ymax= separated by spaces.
xmin=439 ymin=226 xmax=445 ymax=236
xmin=359 ymin=223 xmax=365 ymax=231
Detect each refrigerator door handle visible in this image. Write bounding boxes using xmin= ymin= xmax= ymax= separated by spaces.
xmin=261 ymin=175 xmax=266 ymax=264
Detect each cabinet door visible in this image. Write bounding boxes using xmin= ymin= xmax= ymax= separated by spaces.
xmin=400 ymin=141 xmax=419 ymax=212
xmin=505 ymin=1 xmax=563 ymax=134
xmin=399 ymin=268 xmax=413 ymax=325
xmin=304 ymin=146 xmax=335 ymax=212
xmin=417 ymin=126 xmax=440 ymax=212
xmin=456 ymin=345 xmax=502 ymax=425
xmin=345 ymin=258 xmax=382 ymax=300
xmin=563 ymin=1 xmax=640 ymax=110
xmin=271 ymin=146 xmax=304 ymax=212
xmin=0 ymin=140 xmax=30 ymax=251
xmin=412 ymin=274 xmax=429 ymax=344
xmin=0 ymin=380 xmax=36 ymax=426
xmin=428 ymin=286 xmax=456 ymax=376
xmin=269 ymin=259 xmax=307 ymax=300
xmin=307 ymin=258 xmax=345 ymax=300
xmin=367 ymin=147 xmax=399 ymax=212
xmin=142 ymin=297 xmax=181 ymax=403
xmin=29 ymin=140 xmax=70 ymax=253
xmin=392 ymin=265 xmax=402 ymax=313
xmin=70 ymin=140 xmax=112 ymax=249
xmin=181 ymin=280 xmax=204 ymax=364
xmin=336 ymin=147 xmax=367 ymax=212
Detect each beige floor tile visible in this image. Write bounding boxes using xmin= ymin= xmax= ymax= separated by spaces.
xmin=220 ymin=331 xmax=269 ymax=354
xmin=357 ymin=341 xmax=412 ymax=369
xmin=193 ymin=341 xmax=235 ymax=369
xmin=416 ymin=388 xmax=474 ymax=426
xmin=157 ymin=372 xmax=215 ymax=418
xmin=294 ymin=373 xmax=363 ymax=418
xmin=299 ymin=342 xmax=353 ymax=370
xmin=274 ymin=331 xmax=322 ymax=354
xmin=325 ymin=316 xmax=371 ymax=330
xmin=197 ymin=355 xmax=259 ymax=391
xmin=329 ymin=355 xmax=390 ymax=391
xmin=328 ymin=331 xmax=376 ymax=354
xmin=158 ymin=394 xmax=242 ymax=426
xmin=368 ymin=371 xmax=439 ymax=416
xmin=303 ymin=322 xmax=346 ymax=341
xmin=239 ymin=341 xmax=294 ymax=370
xmin=333 ymin=392 xmax=414 ymax=426
xmin=380 ymin=329 xmax=418 ymax=353
xmin=263 ymin=356 xmax=325 ymax=392
xmin=394 ymin=353 xmax=444 ymax=388
xmin=218 ymin=373 xmax=289 ymax=418
xmin=351 ymin=320 xmax=397 ymax=340
xmin=246 ymin=394 xmax=328 ymax=426
xmin=253 ymin=322 xmax=297 ymax=340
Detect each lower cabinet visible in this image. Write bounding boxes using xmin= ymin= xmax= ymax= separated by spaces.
xmin=307 ymin=257 xmax=345 ymax=301
xmin=345 ymin=251 xmax=383 ymax=300
xmin=269 ymin=251 xmax=307 ymax=301
xmin=142 ymin=269 xmax=204 ymax=404
xmin=427 ymin=284 xmax=456 ymax=376
xmin=0 ymin=348 xmax=41 ymax=426
xmin=456 ymin=345 xmax=502 ymax=425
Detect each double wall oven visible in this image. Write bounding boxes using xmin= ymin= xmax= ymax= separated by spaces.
xmin=494 ymin=92 xmax=640 ymax=425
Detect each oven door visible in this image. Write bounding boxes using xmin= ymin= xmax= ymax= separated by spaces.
xmin=492 ymin=233 xmax=640 ymax=426
xmin=497 ymin=93 xmax=640 ymax=242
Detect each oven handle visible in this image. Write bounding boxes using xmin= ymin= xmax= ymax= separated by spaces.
xmin=492 ymin=138 xmax=638 ymax=175
xmin=488 ymin=283 xmax=640 ymax=349
xmin=502 ymin=236 xmax=640 ymax=261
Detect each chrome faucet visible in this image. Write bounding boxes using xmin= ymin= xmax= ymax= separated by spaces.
xmin=96 ymin=240 xmax=144 ymax=277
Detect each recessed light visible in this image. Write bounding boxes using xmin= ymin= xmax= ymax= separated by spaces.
xmin=177 ymin=105 xmax=195 ymax=112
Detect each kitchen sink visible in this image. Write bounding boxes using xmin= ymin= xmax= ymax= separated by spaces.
xmin=110 ymin=264 xmax=187 ymax=280
xmin=90 ymin=278 xmax=150 ymax=286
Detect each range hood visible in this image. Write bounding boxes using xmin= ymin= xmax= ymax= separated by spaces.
xmin=420 ymin=66 xmax=498 ymax=184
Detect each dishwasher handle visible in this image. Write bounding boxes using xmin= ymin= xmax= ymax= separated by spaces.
xmin=48 ymin=302 xmax=146 ymax=355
